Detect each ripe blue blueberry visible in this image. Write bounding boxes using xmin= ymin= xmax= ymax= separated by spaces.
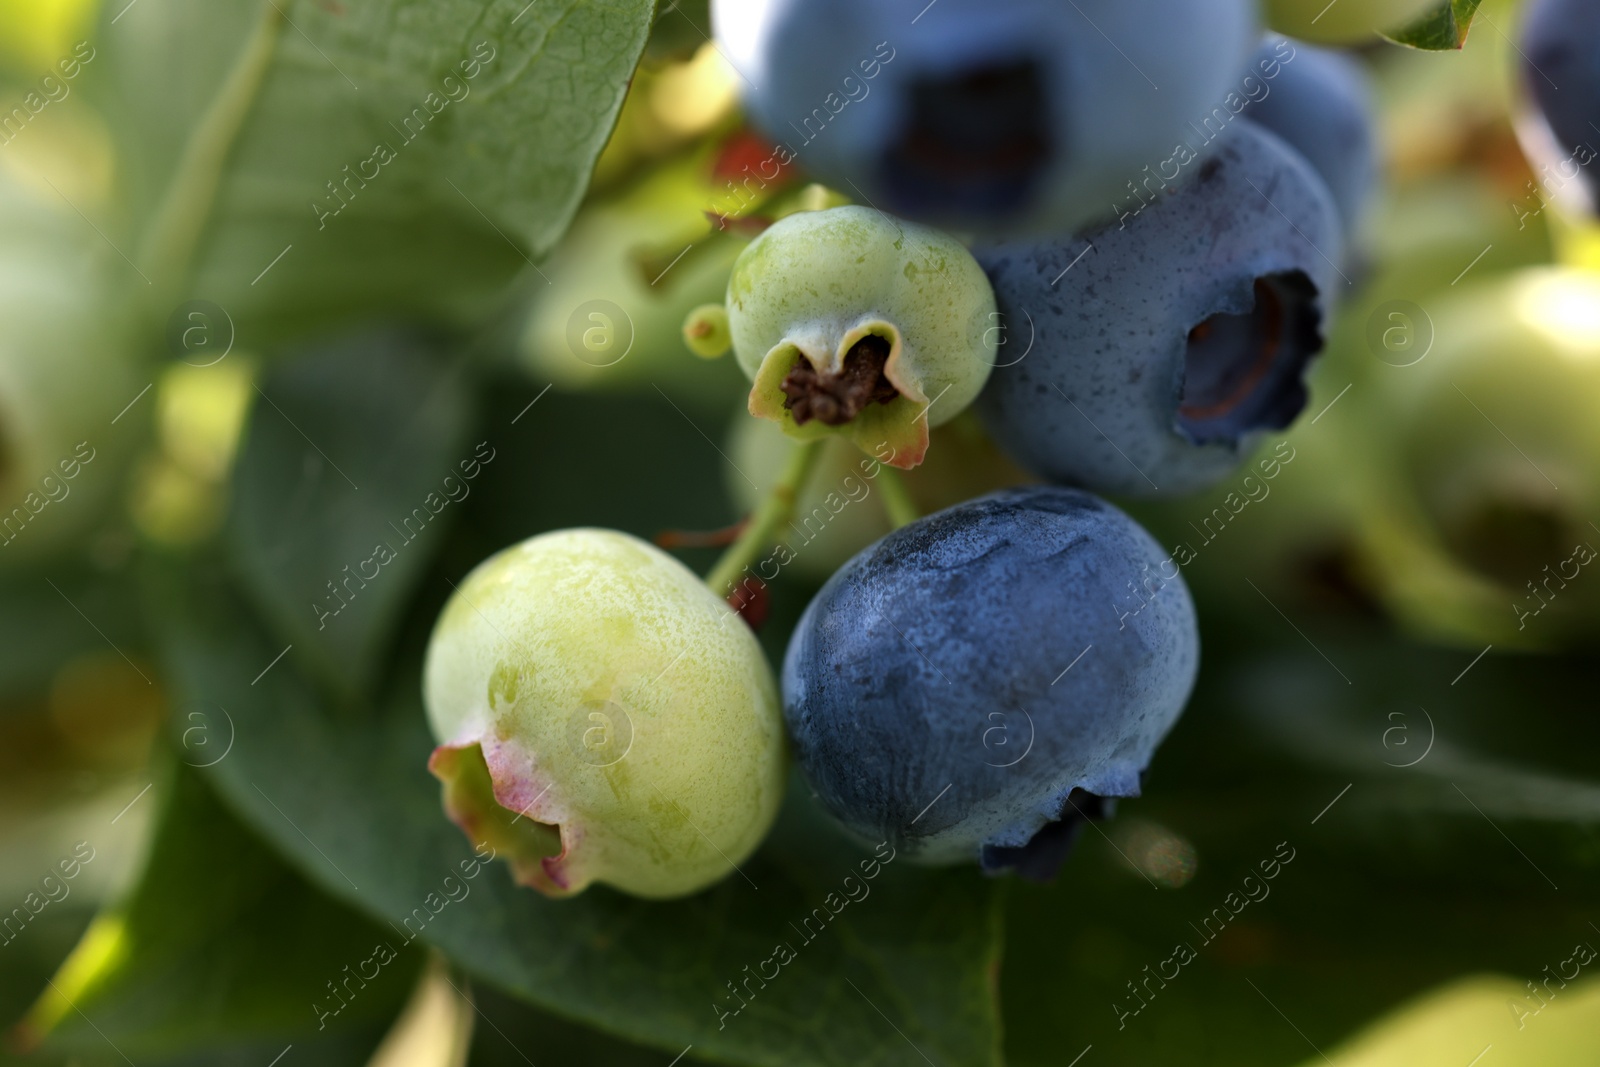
xmin=1518 ymin=0 xmax=1600 ymax=218
xmin=974 ymin=119 xmax=1344 ymax=497
xmin=1241 ymin=36 xmax=1378 ymax=238
xmin=713 ymin=0 xmax=1258 ymax=233
xmin=782 ymin=487 xmax=1198 ymax=878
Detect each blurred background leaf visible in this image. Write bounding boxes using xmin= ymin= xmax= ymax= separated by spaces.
xmin=1001 ymin=619 xmax=1598 ymax=1067
xmin=226 ymin=328 xmax=474 ymax=702
xmin=14 ymin=1 xmax=1600 ymax=1065
xmin=83 ymin=0 xmax=656 ymax=342
xmin=19 ymin=761 xmax=420 ymax=1064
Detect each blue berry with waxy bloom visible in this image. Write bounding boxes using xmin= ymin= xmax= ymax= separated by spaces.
xmin=1241 ymin=35 xmax=1377 ymax=238
xmin=712 ymin=0 xmax=1258 ymax=234
xmin=1518 ymin=0 xmax=1600 ymax=219
xmin=724 ymin=205 xmax=997 ymax=469
xmin=782 ymin=487 xmax=1199 ymax=878
xmin=974 ymin=119 xmax=1343 ymax=497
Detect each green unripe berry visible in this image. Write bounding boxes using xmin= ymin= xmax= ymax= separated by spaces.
xmin=682 ymin=303 xmax=731 ymax=359
xmin=722 ymin=412 xmax=1030 ymax=583
xmin=725 ymin=205 xmax=997 ymax=469
xmin=1263 ymin=0 xmax=1438 ymax=42
xmin=518 ymin=153 xmax=748 ymax=407
xmin=0 ymin=170 xmax=143 ymax=565
xmin=424 ymin=529 xmax=785 ymax=899
xmin=1344 ymin=268 xmax=1600 ymax=648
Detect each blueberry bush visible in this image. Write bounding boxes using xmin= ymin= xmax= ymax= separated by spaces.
xmin=1 ymin=1 xmax=1598 ymax=1066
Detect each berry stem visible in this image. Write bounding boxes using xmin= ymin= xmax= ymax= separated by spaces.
xmin=877 ymin=467 xmax=920 ymax=530
xmin=705 ymin=439 xmax=824 ymax=596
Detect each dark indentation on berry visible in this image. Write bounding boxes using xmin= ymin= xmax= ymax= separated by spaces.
xmin=1177 ymin=271 xmax=1323 ymax=446
xmin=880 ymin=59 xmax=1055 ymax=220
xmin=1199 ymin=157 xmax=1223 ymax=182
xmin=1445 ymin=495 xmax=1569 ymax=590
xmin=781 ymin=335 xmax=900 ymax=426
xmin=1294 ymin=542 xmax=1387 ymax=619
xmin=980 ymin=789 xmax=1112 ymax=882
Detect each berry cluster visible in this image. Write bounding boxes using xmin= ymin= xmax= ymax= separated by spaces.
xmin=425 ymin=1 xmax=1380 ymax=898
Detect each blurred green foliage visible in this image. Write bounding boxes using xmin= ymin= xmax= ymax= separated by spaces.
xmin=2 ymin=0 xmax=1599 ymax=1065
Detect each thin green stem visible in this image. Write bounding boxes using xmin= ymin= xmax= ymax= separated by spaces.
xmin=876 ymin=467 xmax=920 ymax=530
xmin=705 ymin=439 xmax=824 ymax=596
xmin=139 ymin=0 xmax=283 ymax=307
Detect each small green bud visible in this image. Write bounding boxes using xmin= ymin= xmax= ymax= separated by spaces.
xmin=423 ymin=529 xmax=785 ymax=899
xmin=682 ymin=303 xmax=731 ymax=359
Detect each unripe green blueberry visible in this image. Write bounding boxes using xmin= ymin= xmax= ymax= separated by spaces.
xmin=519 ymin=152 xmax=749 ymax=409
xmin=726 ymin=206 xmax=997 ymax=469
xmin=723 ymin=412 xmax=1029 ymax=583
xmin=1343 ymin=268 xmax=1600 ymax=648
xmin=424 ymin=529 xmax=785 ymax=899
xmin=0 ymin=170 xmax=143 ymax=565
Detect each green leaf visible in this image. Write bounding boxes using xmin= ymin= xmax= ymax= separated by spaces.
xmin=92 ymin=0 xmax=655 ymax=340
xmin=149 ymin=543 xmax=1004 ymax=1067
xmin=1001 ymin=631 xmax=1600 ymax=1067
xmin=1383 ymin=0 xmax=1485 ymax=49
xmin=0 ymin=564 xmax=148 ymax=708
xmin=645 ymin=0 xmax=713 ymax=61
xmin=30 ymin=762 xmax=420 ymax=1064
xmin=225 ymin=329 xmax=474 ymax=701
xmin=452 ymin=380 xmax=738 ymax=563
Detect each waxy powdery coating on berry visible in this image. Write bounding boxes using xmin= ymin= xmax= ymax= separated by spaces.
xmin=726 ymin=205 xmax=997 ymax=468
xmin=1242 ymin=35 xmax=1377 ymax=237
xmin=782 ymin=487 xmax=1199 ymax=878
xmin=1519 ymin=0 xmax=1600 ymax=218
xmin=713 ymin=0 xmax=1258 ymax=234
xmin=975 ymin=119 xmax=1343 ymax=497
xmin=424 ymin=529 xmax=786 ymax=900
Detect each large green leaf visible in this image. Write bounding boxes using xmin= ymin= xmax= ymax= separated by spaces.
xmin=31 ymin=762 xmax=418 ymax=1065
xmin=90 ymin=0 xmax=654 ymax=340
xmin=644 ymin=0 xmax=713 ymax=61
xmin=225 ymin=329 xmax=474 ymax=701
xmin=1383 ymin=0 xmax=1485 ymax=49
